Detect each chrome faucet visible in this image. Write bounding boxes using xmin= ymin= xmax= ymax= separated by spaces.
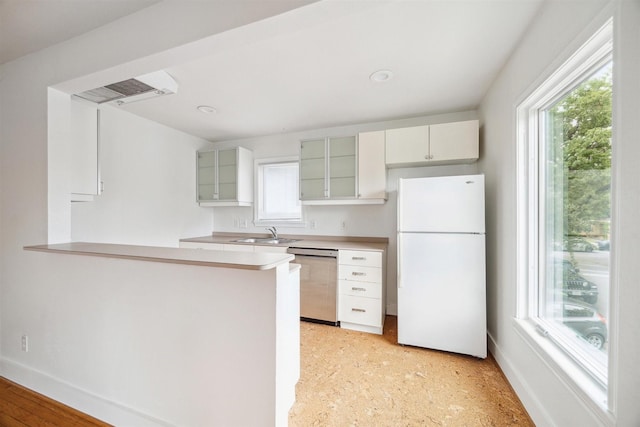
xmin=266 ymin=227 xmax=278 ymax=239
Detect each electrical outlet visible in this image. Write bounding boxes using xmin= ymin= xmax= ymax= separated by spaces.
xmin=239 ymin=219 xmax=248 ymax=229
xmin=21 ymin=335 xmax=29 ymax=352
xmin=341 ymin=221 xmax=346 ymax=230
xmin=309 ymin=219 xmax=316 ymax=229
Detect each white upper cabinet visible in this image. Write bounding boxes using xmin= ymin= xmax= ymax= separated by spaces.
xmin=70 ymin=99 xmax=101 ymax=201
xmin=197 ymin=146 xmax=253 ymax=206
xmin=357 ymin=131 xmax=386 ymax=201
xmin=429 ymin=120 xmax=479 ymax=163
xmin=300 ymin=134 xmax=386 ymax=204
xmin=384 ymin=125 xmax=429 ymax=166
xmin=385 ymin=119 xmax=479 ymax=167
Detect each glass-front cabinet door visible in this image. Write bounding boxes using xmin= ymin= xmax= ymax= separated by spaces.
xmin=196 ymin=146 xmax=252 ymax=206
xmin=328 ymin=136 xmax=356 ymax=198
xmin=217 ymin=149 xmax=238 ymax=200
xmin=197 ymin=149 xmax=238 ymax=202
xmin=197 ymin=150 xmax=217 ymax=201
xmin=300 ymin=136 xmax=357 ymax=201
xmin=300 ymin=139 xmax=327 ymax=200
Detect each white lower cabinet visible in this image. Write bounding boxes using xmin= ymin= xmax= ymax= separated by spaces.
xmin=179 ymin=241 xmax=287 ymax=253
xmin=179 ymin=242 xmax=224 ymax=250
xmin=339 ymin=278 xmax=382 ymax=299
xmin=339 ymin=295 xmax=382 ymax=327
xmin=223 ymin=244 xmax=288 ymax=253
xmin=338 ymin=249 xmax=385 ymax=334
xmin=254 ymin=245 xmax=289 ymax=254
xmin=223 ymin=244 xmax=252 ymax=252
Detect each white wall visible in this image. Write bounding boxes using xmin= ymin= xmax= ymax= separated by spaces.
xmin=0 ymin=1 xmax=316 ymax=424
xmin=70 ymin=104 xmax=213 ymax=247
xmin=479 ymin=0 xmax=640 ymax=425
xmin=5 ymin=250 xmax=288 ymax=426
xmin=209 ymin=111 xmax=480 ymax=314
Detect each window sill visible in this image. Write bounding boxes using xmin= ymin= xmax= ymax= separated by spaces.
xmin=512 ymin=318 xmax=614 ymax=425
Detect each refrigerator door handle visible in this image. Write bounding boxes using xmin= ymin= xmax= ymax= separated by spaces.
xmin=397 ymin=179 xmax=403 ymax=233
xmin=397 ymin=232 xmax=403 ymax=288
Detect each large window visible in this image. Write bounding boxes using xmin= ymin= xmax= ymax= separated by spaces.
xmin=517 ymin=21 xmax=612 ymax=390
xmin=255 ymin=159 xmax=302 ymax=224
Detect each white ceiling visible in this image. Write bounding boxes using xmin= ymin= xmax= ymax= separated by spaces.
xmin=1 ymin=0 xmax=543 ymax=142
xmin=0 ymin=0 xmax=160 ymax=65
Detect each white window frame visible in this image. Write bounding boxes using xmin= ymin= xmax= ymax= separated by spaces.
xmin=515 ymin=19 xmax=614 ymax=416
xmin=254 ymin=156 xmax=304 ymax=226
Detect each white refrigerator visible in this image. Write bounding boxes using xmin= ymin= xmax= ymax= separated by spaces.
xmin=397 ymin=174 xmax=486 ymax=358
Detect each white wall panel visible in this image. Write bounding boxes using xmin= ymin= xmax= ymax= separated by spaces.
xmin=479 ymin=0 xmax=639 ymax=425
xmin=0 ymin=1 xmax=310 ymax=424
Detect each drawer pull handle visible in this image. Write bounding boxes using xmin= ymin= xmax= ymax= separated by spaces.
xmin=351 ymin=287 xmax=366 ymax=292
xmin=352 ymin=308 xmax=366 ymax=313
xmin=352 ymin=272 xmax=366 ymax=276
xmin=352 ymin=256 xmax=366 ymax=261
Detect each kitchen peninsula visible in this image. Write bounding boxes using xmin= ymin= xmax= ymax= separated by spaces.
xmin=23 ymin=242 xmax=300 ymax=427
xmin=180 ymin=234 xmax=388 ymax=335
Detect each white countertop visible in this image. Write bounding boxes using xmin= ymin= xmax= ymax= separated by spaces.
xmin=181 ymin=233 xmax=388 ymax=252
xmin=25 ymin=242 xmax=294 ymax=270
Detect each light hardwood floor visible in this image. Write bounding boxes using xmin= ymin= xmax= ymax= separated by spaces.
xmin=0 ymin=377 xmax=110 ymax=426
xmin=0 ymin=316 xmax=532 ymax=426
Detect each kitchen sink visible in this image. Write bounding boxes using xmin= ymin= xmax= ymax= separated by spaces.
xmin=260 ymin=238 xmax=301 ymax=244
xmin=232 ymin=237 xmax=300 ymax=245
xmin=232 ymin=238 xmax=261 ymax=243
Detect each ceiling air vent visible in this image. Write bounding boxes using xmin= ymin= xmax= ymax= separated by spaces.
xmin=73 ymin=70 xmax=178 ymax=105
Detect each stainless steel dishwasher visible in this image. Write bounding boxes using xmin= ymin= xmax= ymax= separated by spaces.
xmin=287 ymin=247 xmax=339 ymax=325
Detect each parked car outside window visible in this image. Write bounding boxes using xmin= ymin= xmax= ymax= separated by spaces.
xmin=554 ymin=258 xmax=599 ymax=304
xmin=562 ymin=237 xmax=598 ymax=252
xmin=554 ymin=298 xmax=607 ymax=350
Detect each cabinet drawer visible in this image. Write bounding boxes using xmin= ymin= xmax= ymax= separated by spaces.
xmin=339 ymin=295 xmax=381 ymax=327
xmin=338 ymin=250 xmax=382 ymax=268
xmin=338 ymin=265 xmax=382 ymax=283
xmin=339 ymin=280 xmax=381 ymax=299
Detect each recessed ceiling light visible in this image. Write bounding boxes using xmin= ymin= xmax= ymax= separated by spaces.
xmin=197 ymin=105 xmax=217 ymax=114
xmin=369 ymin=69 xmax=393 ymax=83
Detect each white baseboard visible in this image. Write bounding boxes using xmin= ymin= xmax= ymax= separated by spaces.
xmin=0 ymin=358 xmax=172 ymax=427
xmin=386 ymin=303 xmax=397 ymax=316
xmin=487 ymin=332 xmax=552 ymax=426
